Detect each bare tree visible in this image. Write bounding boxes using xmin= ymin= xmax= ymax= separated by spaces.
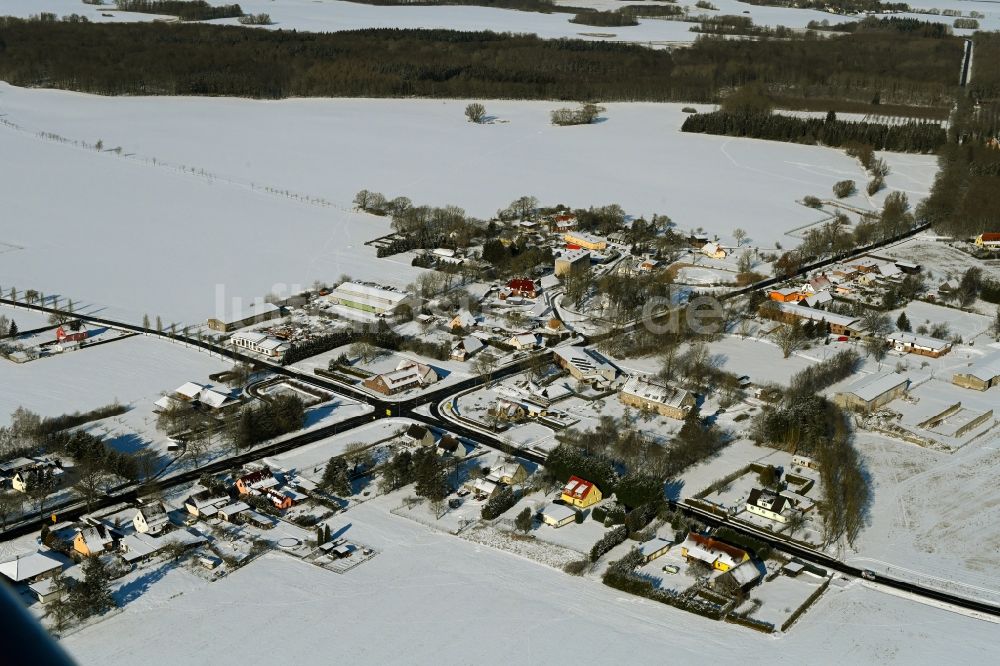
xmin=732 ymin=227 xmax=748 ymax=246
xmin=474 ymin=350 xmax=499 ymax=387
xmin=774 ymin=324 xmax=804 ymax=359
xmin=74 ymin=462 xmax=111 ymax=512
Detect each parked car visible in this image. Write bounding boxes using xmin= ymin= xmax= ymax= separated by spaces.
xmin=662 ymin=564 xmax=679 ymax=574
xmin=448 ymin=498 xmax=462 ymax=509
xmin=861 ymin=569 xmax=876 ymax=581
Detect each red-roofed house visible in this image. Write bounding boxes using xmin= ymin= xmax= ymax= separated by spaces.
xmin=55 ymin=325 xmax=88 ymax=343
xmin=235 ymin=468 xmax=278 ymax=495
xmin=506 ymin=278 xmax=539 ymax=299
xmin=679 ymin=532 xmax=749 ymax=572
xmin=975 ymin=233 xmax=1000 ymax=249
xmin=560 ymin=476 xmax=602 ymax=509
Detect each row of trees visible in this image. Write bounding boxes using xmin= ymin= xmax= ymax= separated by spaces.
xmin=0 ymin=20 xmax=961 ymax=109
xmin=681 ymin=110 xmax=946 ymax=154
xmin=227 ymin=395 xmax=306 ymax=451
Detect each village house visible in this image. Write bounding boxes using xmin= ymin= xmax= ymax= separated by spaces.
xmin=679 ymin=532 xmax=749 ymax=572
xmin=834 ymin=371 xmax=910 ymax=412
xmin=207 ymin=301 xmax=282 ymax=333
xmin=505 ymin=278 xmax=539 ymax=299
xmin=12 ymin=464 xmax=61 ymax=494
xmin=746 ymin=488 xmax=793 ymax=524
xmin=217 ymin=501 xmax=251 ymax=523
xmin=486 ymin=460 xmax=528 ymax=486
xmin=953 ymin=354 xmax=1000 ymax=391
xmin=762 ymin=302 xmax=859 ymax=337
xmin=184 ymin=490 xmax=230 ymax=518
xmin=619 ymin=375 xmax=695 ymax=420
xmin=464 ymin=477 xmax=500 ymax=500
xmin=711 ymin=561 xmax=761 ymax=593
xmin=637 ymin=537 xmax=671 ymax=564
xmin=230 ymin=331 xmax=290 ymax=358
xmin=133 ymin=501 xmax=170 ymax=536
xmin=539 ymin=503 xmax=577 ymax=528
xmin=363 ymin=361 xmax=439 ymax=396
xmin=0 ymin=552 xmax=64 ymax=585
xmin=436 ymin=434 xmax=467 ymax=458
xmin=449 ymin=311 xmax=478 ymax=332
xmin=553 ymin=346 xmax=618 ymax=384
xmin=564 ymin=231 xmax=607 ymax=252
xmin=974 ymin=232 xmax=1000 ymax=250
xmin=451 ymin=335 xmax=484 ymax=362
xmin=885 ymin=332 xmax=952 ymax=358
xmin=404 ymin=424 xmax=437 ymax=447
xmin=700 ymin=242 xmax=727 ymax=259
xmin=236 ymin=468 xmax=279 ymax=496
xmin=490 ymin=398 xmax=527 ymax=421
xmin=323 ymin=282 xmax=409 ymax=317
xmin=263 ymin=487 xmax=305 ymax=510
xmin=804 ymin=291 xmax=833 ymax=308
xmin=509 ymin=333 xmax=540 ymax=350
xmin=155 ymin=381 xmax=238 ymax=413
xmin=73 ymin=525 xmax=115 ymax=558
xmin=549 ymin=213 xmax=578 ymax=232
xmin=560 ymin=476 xmax=602 ymax=509
xmin=55 ymin=323 xmax=88 ymax=343
xmin=768 ymin=287 xmax=806 ymax=303
xmin=554 ymin=248 xmax=591 ymax=277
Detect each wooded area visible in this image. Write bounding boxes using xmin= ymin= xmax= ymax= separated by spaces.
xmin=0 ymin=20 xmax=962 ymax=108
xmin=681 ymin=111 xmax=946 ymax=153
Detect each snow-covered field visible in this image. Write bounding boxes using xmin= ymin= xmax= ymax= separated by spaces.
xmin=60 ymin=493 xmax=998 ymax=664
xmin=7 ymin=0 xmax=997 ymax=40
xmin=0 ymin=335 xmax=230 ymax=426
xmin=850 ymin=429 xmax=1000 ymax=607
xmin=0 ymin=85 xmax=937 ymax=324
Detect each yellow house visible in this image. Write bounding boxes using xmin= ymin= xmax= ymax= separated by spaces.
xmin=73 ymin=526 xmax=113 ymax=558
xmin=560 ymin=476 xmax=602 ymax=509
xmin=679 ymin=532 xmax=749 ymax=572
xmin=564 ymin=232 xmax=607 ymax=252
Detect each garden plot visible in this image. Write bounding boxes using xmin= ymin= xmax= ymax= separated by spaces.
xmin=742 ymin=571 xmax=828 ymax=629
xmin=890 ymin=300 xmax=994 ymax=344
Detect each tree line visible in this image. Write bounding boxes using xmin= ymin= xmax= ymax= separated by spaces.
xmin=113 ymin=0 xmax=244 ymax=20
xmin=681 ymin=110 xmax=946 ymax=154
xmin=0 ymin=20 xmax=961 ymax=110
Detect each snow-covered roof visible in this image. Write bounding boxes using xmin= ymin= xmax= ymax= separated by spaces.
xmin=558 ymin=248 xmax=590 ymax=263
xmin=218 ymin=501 xmax=250 ymax=517
xmin=468 ymin=478 xmax=497 ymax=496
xmin=198 ymin=388 xmax=234 ymax=410
xmin=460 ymin=335 xmax=484 ymax=354
xmin=175 ymin=381 xmax=205 ymax=399
xmin=328 ymin=282 xmax=408 ymax=310
xmin=561 ymin=476 xmax=596 ymax=500
xmin=841 ymin=371 xmax=909 ymax=403
xmin=727 ymin=562 xmax=760 ymax=587
xmin=510 ymin=333 xmax=538 ymax=347
xmin=0 ymin=457 xmax=37 ymax=474
xmin=216 ymin=302 xmax=280 ymax=326
xmin=804 ymin=291 xmax=833 ymax=308
xmin=956 ymin=353 xmax=1000 ymax=382
xmin=776 ymin=302 xmax=858 ymax=328
xmin=540 ymin=503 xmax=576 ymax=522
xmin=553 ymin=346 xmax=618 ymax=380
xmin=621 ymin=375 xmax=692 ymax=409
xmin=0 ymin=552 xmax=63 ymax=582
xmin=886 ymin=332 xmax=951 ymax=352
xmin=681 ymin=533 xmax=747 ymax=570
xmin=638 ymin=538 xmax=671 ymax=557
xmin=153 ymin=396 xmax=176 ymax=411
xmin=77 ymin=526 xmax=112 ymax=553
